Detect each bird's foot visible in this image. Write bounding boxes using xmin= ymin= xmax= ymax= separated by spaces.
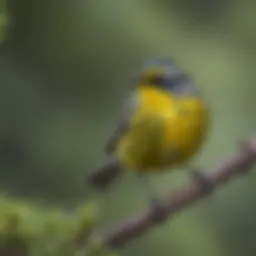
xmin=189 ymin=167 xmax=214 ymax=195
xmin=149 ymin=197 xmax=161 ymax=209
xmin=149 ymin=197 xmax=167 ymax=223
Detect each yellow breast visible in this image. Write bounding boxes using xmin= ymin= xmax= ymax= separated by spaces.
xmin=116 ymin=86 xmax=208 ymax=172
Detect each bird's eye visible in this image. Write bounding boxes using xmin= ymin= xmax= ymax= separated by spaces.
xmin=149 ymin=76 xmax=167 ymax=86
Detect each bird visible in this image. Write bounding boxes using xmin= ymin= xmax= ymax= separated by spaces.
xmin=88 ymin=58 xmax=210 ymax=205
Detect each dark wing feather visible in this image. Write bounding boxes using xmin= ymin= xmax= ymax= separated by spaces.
xmin=105 ymin=93 xmax=139 ymax=155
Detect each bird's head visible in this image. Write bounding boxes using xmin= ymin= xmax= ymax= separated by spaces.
xmin=137 ymin=58 xmax=199 ymax=96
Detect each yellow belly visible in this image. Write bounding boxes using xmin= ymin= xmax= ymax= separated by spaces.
xmin=116 ymin=86 xmax=208 ymax=172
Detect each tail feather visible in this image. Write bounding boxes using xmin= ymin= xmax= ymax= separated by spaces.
xmin=87 ymin=157 xmax=122 ymax=190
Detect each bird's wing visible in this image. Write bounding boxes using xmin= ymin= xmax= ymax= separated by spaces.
xmin=105 ymin=92 xmax=139 ymax=155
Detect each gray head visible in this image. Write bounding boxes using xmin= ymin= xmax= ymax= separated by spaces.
xmin=138 ymin=58 xmax=199 ymax=96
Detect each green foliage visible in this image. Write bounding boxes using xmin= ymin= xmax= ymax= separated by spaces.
xmin=0 ymin=194 xmax=115 ymax=256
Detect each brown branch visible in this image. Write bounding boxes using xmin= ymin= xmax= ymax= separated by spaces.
xmin=99 ymin=139 xmax=256 ymax=248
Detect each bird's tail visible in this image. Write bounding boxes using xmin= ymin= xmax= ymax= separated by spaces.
xmin=87 ymin=157 xmax=122 ymax=190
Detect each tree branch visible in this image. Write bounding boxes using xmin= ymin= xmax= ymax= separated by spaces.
xmin=99 ymin=139 xmax=256 ymax=248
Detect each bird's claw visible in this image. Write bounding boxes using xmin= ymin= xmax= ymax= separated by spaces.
xmin=149 ymin=198 xmax=167 ymax=223
xmin=190 ymin=168 xmax=214 ymax=195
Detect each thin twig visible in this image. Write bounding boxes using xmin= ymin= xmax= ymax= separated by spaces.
xmin=99 ymin=139 xmax=256 ymax=248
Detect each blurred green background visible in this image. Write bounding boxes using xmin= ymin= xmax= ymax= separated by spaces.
xmin=0 ymin=0 xmax=255 ymax=255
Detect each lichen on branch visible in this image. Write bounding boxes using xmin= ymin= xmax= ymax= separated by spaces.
xmin=0 ymin=195 xmax=114 ymax=256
